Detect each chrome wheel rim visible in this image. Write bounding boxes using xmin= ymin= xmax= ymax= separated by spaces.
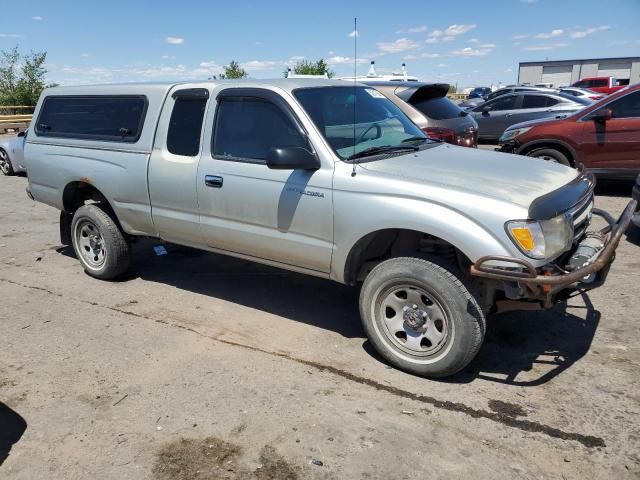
xmin=0 ymin=150 xmax=9 ymax=174
xmin=74 ymin=219 xmax=106 ymax=270
xmin=376 ymin=284 xmax=450 ymax=357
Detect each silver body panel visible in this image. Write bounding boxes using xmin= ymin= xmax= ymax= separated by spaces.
xmin=0 ymin=135 xmax=27 ymax=173
xmin=25 ymin=79 xmax=580 ymax=284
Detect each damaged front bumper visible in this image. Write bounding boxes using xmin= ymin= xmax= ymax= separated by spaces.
xmin=470 ymin=199 xmax=637 ymax=308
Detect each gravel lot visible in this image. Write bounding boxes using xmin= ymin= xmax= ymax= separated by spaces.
xmin=1 ymin=169 xmax=639 ymax=479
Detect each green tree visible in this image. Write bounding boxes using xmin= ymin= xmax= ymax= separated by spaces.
xmin=0 ymin=46 xmax=55 ymax=106
xmin=285 ymin=59 xmax=334 ymax=78
xmin=0 ymin=46 xmax=20 ymax=104
xmin=222 ymin=60 xmax=247 ymax=79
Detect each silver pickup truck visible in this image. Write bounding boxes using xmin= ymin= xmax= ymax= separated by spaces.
xmin=24 ymin=79 xmax=636 ymax=378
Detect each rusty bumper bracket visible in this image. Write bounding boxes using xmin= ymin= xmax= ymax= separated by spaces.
xmin=470 ymin=199 xmax=637 ymax=292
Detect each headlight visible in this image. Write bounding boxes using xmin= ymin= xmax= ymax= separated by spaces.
xmin=499 ymin=127 xmax=532 ymax=142
xmin=506 ymin=213 xmax=573 ymax=259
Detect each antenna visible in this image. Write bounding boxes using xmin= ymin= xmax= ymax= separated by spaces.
xmin=352 ymin=17 xmax=357 ymax=177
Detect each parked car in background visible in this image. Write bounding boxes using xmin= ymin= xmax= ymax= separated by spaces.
xmin=560 ymin=87 xmax=604 ymax=101
xmin=468 ymin=87 xmax=492 ymax=99
xmin=498 ymin=83 xmax=640 ymax=178
xmin=458 ymin=86 xmax=557 ymax=110
xmin=570 ymin=77 xmax=627 ymax=96
xmin=0 ymin=131 xmax=27 ymax=176
xmin=469 ymin=92 xmax=590 ymax=141
xmin=365 ymin=81 xmax=478 ymax=147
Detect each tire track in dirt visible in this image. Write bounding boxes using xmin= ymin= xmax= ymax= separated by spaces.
xmin=0 ymin=276 xmax=606 ymax=448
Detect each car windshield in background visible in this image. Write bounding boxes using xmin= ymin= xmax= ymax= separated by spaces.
xmin=409 ymin=91 xmax=464 ymax=120
xmin=294 ymin=86 xmax=428 ymax=161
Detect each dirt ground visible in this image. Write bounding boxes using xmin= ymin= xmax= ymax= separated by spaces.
xmin=1 ymin=172 xmax=639 ymax=479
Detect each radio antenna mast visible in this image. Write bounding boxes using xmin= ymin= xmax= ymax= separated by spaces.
xmin=351 ymin=17 xmax=357 ymax=177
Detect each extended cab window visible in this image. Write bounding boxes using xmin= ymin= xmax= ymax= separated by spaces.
xmin=167 ymin=93 xmax=208 ymax=156
xmin=35 ymin=95 xmax=147 ymax=142
xmin=213 ymin=97 xmax=307 ymax=162
xmin=607 ymin=91 xmax=640 ymax=119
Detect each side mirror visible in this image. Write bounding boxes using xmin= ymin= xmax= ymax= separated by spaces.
xmin=589 ymin=108 xmax=612 ymax=123
xmin=481 ymin=107 xmax=491 ymax=115
xmin=17 ymin=131 xmax=25 ymax=138
xmin=266 ymin=146 xmax=320 ymax=170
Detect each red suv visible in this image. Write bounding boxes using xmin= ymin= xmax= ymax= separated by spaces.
xmin=498 ymin=84 xmax=640 ymax=179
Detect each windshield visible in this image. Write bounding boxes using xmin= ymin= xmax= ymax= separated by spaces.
xmin=294 ymin=86 xmax=428 ymax=160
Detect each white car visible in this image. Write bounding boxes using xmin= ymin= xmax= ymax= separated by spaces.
xmin=559 ymin=87 xmax=604 ymax=101
xmin=0 ymin=131 xmax=27 ymax=175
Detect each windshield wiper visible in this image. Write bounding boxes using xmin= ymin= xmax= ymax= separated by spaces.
xmin=346 ymin=144 xmax=419 ymax=161
xmin=401 ymin=136 xmax=429 ymax=144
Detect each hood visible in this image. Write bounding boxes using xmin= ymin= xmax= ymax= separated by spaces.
xmin=358 ymin=143 xmax=579 ymax=208
xmin=504 ymin=115 xmax=572 ymax=132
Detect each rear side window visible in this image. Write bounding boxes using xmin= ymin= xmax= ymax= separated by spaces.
xmin=522 ymin=95 xmax=559 ymax=108
xmin=35 ymin=95 xmax=147 ymax=142
xmin=167 ymin=95 xmax=208 ymax=156
xmin=409 ymin=94 xmax=463 ymax=120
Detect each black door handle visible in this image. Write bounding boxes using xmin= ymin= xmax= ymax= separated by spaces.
xmin=205 ymin=175 xmax=223 ymax=188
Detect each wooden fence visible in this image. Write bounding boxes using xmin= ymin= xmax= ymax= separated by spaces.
xmin=0 ymin=106 xmax=34 ymax=134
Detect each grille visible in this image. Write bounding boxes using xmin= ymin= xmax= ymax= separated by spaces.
xmin=569 ymin=192 xmax=594 ymax=243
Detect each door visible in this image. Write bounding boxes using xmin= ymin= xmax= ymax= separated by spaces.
xmin=196 ymin=87 xmax=334 ymax=273
xmin=579 ymin=90 xmax=640 ymax=172
xmin=473 ymin=94 xmax=518 ymax=139
xmin=541 ymin=65 xmax=572 ymax=88
xmin=148 ymin=86 xmax=209 ymax=245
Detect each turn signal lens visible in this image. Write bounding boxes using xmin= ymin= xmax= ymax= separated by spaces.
xmin=506 ymin=220 xmax=546 ymax=259
xmin=511 ymin=228 xmax=535 ymax=251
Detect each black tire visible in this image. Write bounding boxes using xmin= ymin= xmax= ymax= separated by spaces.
xmin=70 ymin=203 xmax=130 ymax=280
xmin=0 ymin=149 xmax=15 ymax=176
xmin=527 ymin=148 xmax=571 ymax=167
xmin=359 ymin=257 xmax=485 ymax=378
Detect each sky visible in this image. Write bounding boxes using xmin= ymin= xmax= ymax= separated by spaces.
xmin=1 ymin=0 xmax=639 ymax=89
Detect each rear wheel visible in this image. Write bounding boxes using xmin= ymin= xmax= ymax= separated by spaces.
xmin=527 ymin=148 xmax=571 ymax=167
xmin=359 ymin=257 xmax=485 ymax=378
xmin=0 ymin=149 xmax=14 ymax=176
xmin=71 ymin=203 xmax=130 ymax=280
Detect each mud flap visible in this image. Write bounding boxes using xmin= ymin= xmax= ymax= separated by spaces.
xmin=60 ymin=211 xmax=73 ymax=245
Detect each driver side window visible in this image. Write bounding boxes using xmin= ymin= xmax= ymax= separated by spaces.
xmin=212 ymin=96 xmax=307 ymax=163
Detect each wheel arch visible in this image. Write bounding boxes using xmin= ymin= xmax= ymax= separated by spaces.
xmin=517 ymin=139 xmax=580 ymax=168
xmin=62 ymin=180 xmax=114 ymax=215
xmin=343 ymin=228 xmax=474 ymax=286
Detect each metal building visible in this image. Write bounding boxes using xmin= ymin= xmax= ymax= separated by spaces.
xmin=518 ymin=56 xmax=640 ymax=88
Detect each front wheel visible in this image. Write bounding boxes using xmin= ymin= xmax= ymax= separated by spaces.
xmin=359 ymin=257 xmax=485 ymax=378
xmin=527 ymin=148 xmax=571 ymax=167
xmin=71 ymin=203 xmax=130 ymax=280
xmin=0 ymin=149 xmax=14 ymax=176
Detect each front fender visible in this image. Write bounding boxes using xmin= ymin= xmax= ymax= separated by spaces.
xmin=331 ymin=192 xmax=521 ymax=284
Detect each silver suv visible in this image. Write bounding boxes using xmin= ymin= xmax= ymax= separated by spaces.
xmin=24 ymin=79 xmax=636 ymax=378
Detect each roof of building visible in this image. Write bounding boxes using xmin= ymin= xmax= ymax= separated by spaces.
xmin=519 ymin=56 xmax=640 ymax=66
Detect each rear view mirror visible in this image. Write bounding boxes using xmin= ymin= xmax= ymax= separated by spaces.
xmin=589 ymin=108 xmax=613 ymax=123
xmin=266 ymin=146 xmax=320 ymax=170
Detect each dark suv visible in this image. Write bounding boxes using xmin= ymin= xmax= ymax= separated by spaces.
xmin=365 ymin=81 xmax=478 ymax=147
xmin=498 ymin=84 xmax=640 ymax=178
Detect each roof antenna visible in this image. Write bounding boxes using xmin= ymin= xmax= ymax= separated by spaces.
xmin=351 ymin=17 xmax=358 ymax=177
